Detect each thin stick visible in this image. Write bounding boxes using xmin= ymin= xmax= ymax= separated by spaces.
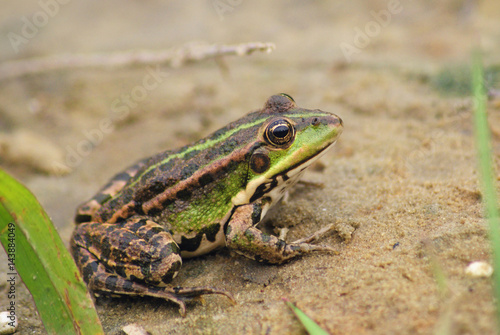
xmin=0 ymin=42 xmax=275 ymax=81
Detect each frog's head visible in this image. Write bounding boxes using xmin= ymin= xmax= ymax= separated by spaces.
xmin=232 ymin=94 xmax=343 ymax=206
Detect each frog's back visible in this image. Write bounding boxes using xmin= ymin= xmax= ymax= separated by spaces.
xmin=74 ymin=157 xmax=150 ymax=224
xmin=74 ymin=129 xmax=253 ymax=226
xmin=74 ymin=148 xmax=187 ymax=224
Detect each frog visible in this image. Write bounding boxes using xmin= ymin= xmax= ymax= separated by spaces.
xmin=70 ymin=94 xmax=343 ymax=315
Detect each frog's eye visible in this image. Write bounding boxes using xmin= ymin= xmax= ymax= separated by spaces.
xmin=265 ymin=119 xmax=295 ymax=147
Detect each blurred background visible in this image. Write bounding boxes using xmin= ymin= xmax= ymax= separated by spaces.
xmin=1 ymin=1 xmax=500 ymax=334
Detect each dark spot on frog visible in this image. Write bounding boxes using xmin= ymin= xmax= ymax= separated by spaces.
xmin=202 ymin=223 xmax=221 ymax=242
xmin=146 ymin=205 xmax=164 ymax=217
xmin=250 ymin=178 xmax=279 ymax=203
xmin=122 ymin=279 xmax=134 ymax=292
xmin=97 ymin=235 xmax=112 ymax=258
xmin=134 ymin=179 xmax=168 ymax=202
xmin=260 ymin=233 xmax=272 ymax=244
xmin=251 ymin=203 xmax=263 ymax=225
xmin=105 ymin=275 xmax=118 ymax=290
xmin=75 ymin=214 xmax=92 ymax=224
xmin=199 ymin=173 xmax=214 ymax=187
xmin=160 ymin=260 xmax=181 ymax=283
xmin=250 ymin=183 xmax=268 ymax=203
xmin=114 ymin=264 xmax=128 ymax=279
xmin=176 ymin=189 xmax=192 ymax=201
xmin=82 ymin=261 xmax=98 ymax=283
xmin=179 ymin=223 xmax=221 ymax=252
xmin=79 ymin=252 xmax=89 ymax=264
xmin=179 ymin=236 xmax=200 ymax=252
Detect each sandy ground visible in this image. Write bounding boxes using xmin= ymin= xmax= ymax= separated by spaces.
xmin=1 ymin=1 xmax=500 ymax=334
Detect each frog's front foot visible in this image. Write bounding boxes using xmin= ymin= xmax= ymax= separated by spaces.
xmin=226 ymin=203 xmax=338 ymax=264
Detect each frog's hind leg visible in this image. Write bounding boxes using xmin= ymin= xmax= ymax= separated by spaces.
xmin=71 ymin=216 xmax=234 ymax=315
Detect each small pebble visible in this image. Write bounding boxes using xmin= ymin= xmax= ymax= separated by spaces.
xmin=0 ymin=312 xmax=17 ymax=335
xmin=465 ymin=261 xmax=493 ymax=277
xmin=121 ymin=323 xmax=150 ymax=335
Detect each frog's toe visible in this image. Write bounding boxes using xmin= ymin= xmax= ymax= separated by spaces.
xmin=289 ymin=242 xmax=339 ymax=255
xmin=291 ymin=224 xmax=335 ymax=244
xmin=310 ymin=244 xmax=339 ymax=254
xmin=171 ymin=286 xmax=236 ymax=305
xmin=145 ymin=286 xmax=234 ymax=315
xmin=156 ymin=292 xmax=187 ymax=316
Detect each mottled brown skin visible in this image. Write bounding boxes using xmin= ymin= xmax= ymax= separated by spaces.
xmin=70 ymin=94 xmax=343 ymax=315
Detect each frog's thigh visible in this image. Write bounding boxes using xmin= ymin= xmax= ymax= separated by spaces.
xmin=72 ymin=217 xmax=234 ymax=315
xmin=225 ymin=203 xmax=331 ymax=264
xmin=71 ymin=216 xmax=182 ymax=287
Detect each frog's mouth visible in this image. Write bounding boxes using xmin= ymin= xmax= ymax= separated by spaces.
xmin=235 ymin=136 xmax=339 ymax=208
xmin=279 ymin=137 xmax=339 ymax=178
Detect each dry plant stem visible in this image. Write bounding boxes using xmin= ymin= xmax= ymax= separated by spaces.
xmin=0 ymin=42 xmax=275 ymax=81
xmin=292 ymin=224 xmax=335 ymax=244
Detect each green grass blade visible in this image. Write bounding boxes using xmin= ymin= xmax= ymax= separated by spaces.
xmin=471 ymin=52 xmax=500 ymax=328
xmin=0 ymin=168 xmax=103 ymax=334
xmin=284 ymin=299 xmax=330 ymax=335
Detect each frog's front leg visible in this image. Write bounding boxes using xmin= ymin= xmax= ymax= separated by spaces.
xmin=225 ymin=202 xmax=336 ymax=264
xmin=71 ymin=216 xmax=233 ymax=315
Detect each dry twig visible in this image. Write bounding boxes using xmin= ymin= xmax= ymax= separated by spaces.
xmin=0 ymin=41 xmax=275 ymax=81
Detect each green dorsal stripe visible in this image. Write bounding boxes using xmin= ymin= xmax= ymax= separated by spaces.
xmin=129 ymin=110 xmax=323 ymax=187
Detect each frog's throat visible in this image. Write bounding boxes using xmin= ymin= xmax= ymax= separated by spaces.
xmin=232 ymin=141 xmax=335 ymax=207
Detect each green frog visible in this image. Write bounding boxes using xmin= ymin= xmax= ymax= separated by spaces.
xmin=71 ymin=94 xmax=343 ymax=315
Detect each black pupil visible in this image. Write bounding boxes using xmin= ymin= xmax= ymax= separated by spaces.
xmin=273 ymin=125 xmax=289 ymax=138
